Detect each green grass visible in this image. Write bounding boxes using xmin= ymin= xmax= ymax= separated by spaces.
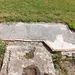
xmin=52 ymin=52 xmax=75 ymax=75
xmin=52 ymin=52 xmax=62 ymax=69
xmin=52 ymin=52 xmax=68 ymax=75
xmin=0 ymin=40 xmax=7 ymax=70
xmin=69 ymin=24 xmax=75 ymax=31
xmin=0 ymin=0 xmax=75 ymax=30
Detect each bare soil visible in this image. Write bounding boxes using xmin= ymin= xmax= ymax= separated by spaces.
xmin=55 ymin=60 xmax=75 ymax=75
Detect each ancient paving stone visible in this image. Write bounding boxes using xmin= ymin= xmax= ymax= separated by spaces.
xmin=0 ymin=41 xmax=55 ymax=75
xmin=0 ymin=23 xmax=75 ymax=50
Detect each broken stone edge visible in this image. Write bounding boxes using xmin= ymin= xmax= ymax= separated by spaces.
xmin=3 ymin=39 xmax=75 ymax=52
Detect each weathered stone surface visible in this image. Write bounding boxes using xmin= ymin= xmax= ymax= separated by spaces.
xmin=0 ymin=23 xmax=75 ymax=50
xmin=0 ymin=41 xmax=55 ymax=75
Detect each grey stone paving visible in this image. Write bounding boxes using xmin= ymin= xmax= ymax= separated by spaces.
xmin=0 ymin=23 xmax=75 ymax=50
xmin=0 ymin=42 xmax=55 ymax=75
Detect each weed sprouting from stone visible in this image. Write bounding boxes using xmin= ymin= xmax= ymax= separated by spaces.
xmin=24 ymin=47 xmax=35 ymax=59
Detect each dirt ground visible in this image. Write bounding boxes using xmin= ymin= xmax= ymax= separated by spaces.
xmin=55 ymin=60 xmax=75 ymax=75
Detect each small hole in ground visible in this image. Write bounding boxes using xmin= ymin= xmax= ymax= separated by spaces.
xmin=22 ymin=65 xmax=41 ymax=75
xmin=44 ymin=73 xmax=48 ymax=75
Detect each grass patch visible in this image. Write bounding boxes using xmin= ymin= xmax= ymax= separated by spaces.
xmin=24 ymin=48 xmax=35 ymax=59
xmin=63 ymin=57 xmax=75 ymax=64
xmin=69 ymin=24 xmax=75 ymax=31
xmin=0 ymin=0 xmax=75 ymax=30
xmin=52 ymin=52 xmax=62 ymax=69
xmin=52 ymin=51 xmax=75 ymax=75
xmin=0 ymin=39 xmax=8 ymax=70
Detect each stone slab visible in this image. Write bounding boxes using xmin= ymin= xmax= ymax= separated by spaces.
xmin=0 ymin=23 xmax=75 ymax=50
xmin=0 ymin=41 xmax=55 ymax=75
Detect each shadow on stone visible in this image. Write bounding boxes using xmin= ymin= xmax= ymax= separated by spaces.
xmin=22 ymin=65 xmax=41 ymax=75
xmin=42 ymin=42 xmax=52 ymax=53
xmin=44 ymin=73 xmax=48 ymax=75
